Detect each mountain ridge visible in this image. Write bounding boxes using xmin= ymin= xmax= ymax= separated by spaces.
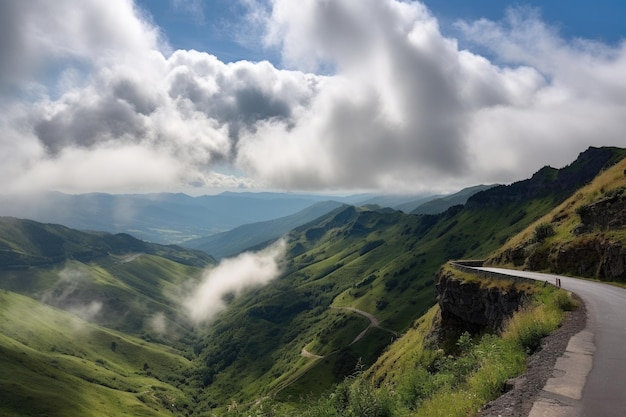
xmin=0 ymin=146 xmax=625 ymax=415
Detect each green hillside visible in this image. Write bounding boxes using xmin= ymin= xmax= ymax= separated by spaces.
xmin=183 ymin=200 xmax=344 ymax=259
xmin=186 ymin=148 xmax=625 ymax=411
xmin=0 ymin=147 xmax=624 ymax=416
xmin=487 ymin=154 xmax=626 ymax=282
xmin=0 ymin=219 xmax=218 ymax=416
xmin=0 ymin=290 xmax=195 ymax=417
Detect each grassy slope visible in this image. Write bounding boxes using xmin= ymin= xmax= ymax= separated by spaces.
xmin=1 ymin=147 xmax=623 ymax=415
xmin=182 ymin=200 xmax=344 ymax=259
xmin=0 ymin=216 xmax=214 ymax=268
xmin=487 ymin=155 xmax=626 ymax=279
xmin=0 ymin=218 xmax=217 ymax=416
xmin=192 ymin=147 xmax=625 ymax=412
xmin=0 ymin=290 xmax=194 ymax=417
xmin=192 ymin=193 xmax=568 ymax=410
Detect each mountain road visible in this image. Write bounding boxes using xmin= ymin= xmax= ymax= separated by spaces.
xmin=476 ymin=267 xmax=626 ymax=417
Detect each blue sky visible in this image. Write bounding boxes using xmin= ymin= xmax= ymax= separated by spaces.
xmin=139 ymin=0 xmax=626 ymax=64
xmin=1 ymin=0 xmax=625 ymax=194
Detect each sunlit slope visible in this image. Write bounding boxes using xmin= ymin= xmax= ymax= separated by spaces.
xmin=191 ymin=202 xmax=559 ymax=408
xmin=192 ymin=147 xmax=626 ymax=411
xmin=487 ymin=155 xmax=626 ymax=282
xmin=0 ymin=217 xmax=213 ymax=338
xmin=0 ymin=290 xmax=194 ymax=417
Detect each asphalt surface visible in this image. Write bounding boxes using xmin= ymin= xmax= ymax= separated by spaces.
xmin=478 ymin=268 xmax=626 ymax=417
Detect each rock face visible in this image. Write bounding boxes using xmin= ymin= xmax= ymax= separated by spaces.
xmin=575 ymin=187 xmax=626 ymax=233
xmin=489 ymin=187 xmax=626 ymax=282
xmin=550 ymin=236 xmax=626 ymax=281
xmin=435 ymin=269 xmax=530 ymax=334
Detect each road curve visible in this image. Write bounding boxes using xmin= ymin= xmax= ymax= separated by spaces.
xmin=478 ymin=267 xmax=626 ymax=417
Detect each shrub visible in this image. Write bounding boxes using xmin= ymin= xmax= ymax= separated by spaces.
xmin=533 ymin=223 xmax=555 ymax=242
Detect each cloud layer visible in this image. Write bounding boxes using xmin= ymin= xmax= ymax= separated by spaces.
xmin=1 ymin=0 xmax=626 ymax=193
xmin=184 ymin=238 xmax=286 ymax=323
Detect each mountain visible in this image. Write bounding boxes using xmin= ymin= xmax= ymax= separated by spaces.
xmin=0 ymin=146 xmax=624 ymax=416
xmin=355 ymin=193 xmax=434 ymax=210
xmin=0 ymin=290 xmax=196 ymax=417
xmin=467 ymin=146 xmax=626 ymax=208
xmin=0 ymin=217 xmax=213 ymax=336
xmin=487 ymin=154 xmax=626 ymax=282
xmin=409 ymin=184 xmax=496 ymax=215
xmin=187 ymin=146 xmax=626 ymax=410
xmin=0 ymin=217 xmax=222 ymax=416
xmin=182 ymin=200 xmax=345 ymax=259
xmin=0 ymin=192 xmax=332 ymax=244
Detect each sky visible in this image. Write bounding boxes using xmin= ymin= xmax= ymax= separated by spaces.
xmin=1 ymin=0 xmax=626 ymax=195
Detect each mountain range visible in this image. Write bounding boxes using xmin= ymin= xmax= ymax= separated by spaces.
xmin=0 ymin=186 xmax=493 ymax=246
xmin=0 ymin=146 xmax=624 ymax=416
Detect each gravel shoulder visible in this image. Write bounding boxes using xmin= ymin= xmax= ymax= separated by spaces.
xmin=479 ymin=294 xmax=587 ymax=417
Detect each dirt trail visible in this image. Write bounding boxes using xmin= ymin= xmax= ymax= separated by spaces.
xmin=301 ymin=347 xmax=324 ymax=359
xmin=300 ymin=306 xmax=398 ymax=358
xmin=118 ymin=253 xmax=143 ymax=263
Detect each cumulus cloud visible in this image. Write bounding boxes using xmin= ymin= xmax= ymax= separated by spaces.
xmin=1 ymin=0 xmax=626 ymax=194
xmin=184 ymin=238 xmax=286 ymax=324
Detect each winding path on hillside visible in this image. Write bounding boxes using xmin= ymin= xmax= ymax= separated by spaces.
xmin=300 ymin=307 xmax=397 ymax=359
xmin=476 ymin=267 xmax=626 ymax=417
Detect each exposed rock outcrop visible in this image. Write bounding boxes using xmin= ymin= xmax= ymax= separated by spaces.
xmin=435 ymin=268 xmax=531 ymax=334
xmin=575 ymin=187 xmax=626 ymax=234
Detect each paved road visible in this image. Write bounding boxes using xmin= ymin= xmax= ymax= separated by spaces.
xmin=478 ymin=268 xmax=626 ymax=417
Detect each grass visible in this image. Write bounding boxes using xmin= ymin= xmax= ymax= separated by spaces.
xmin=488 ymin=157 xmax=626 ymax=281
xmin=188 ymin=183 xmax=578 ymax=411
xmin=261 ymin=282 xmax=574 ymax=417
xmin=223 ymin=277 xmax=575 ymax=417
xmin=0 ymin=290 xmax=196 ymax=417
xmin=3 ymin=148 xmax=610 ymax=413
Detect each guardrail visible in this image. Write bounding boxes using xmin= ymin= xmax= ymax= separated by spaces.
xmin=449 ymin=260 xmax=558 ymax=287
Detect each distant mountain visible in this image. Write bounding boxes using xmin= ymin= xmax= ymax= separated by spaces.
xmin=0 ymin=192 xmax=331 ymax=244
xmin=182 ymin=200 xmax=345 ymax=259
xmin=410 ymin=184 xmax=497 ymax=215
xmin=355 ymin=193 xmax=434 ymax=210
xmin=467 ymin=146 xmax=626 ymax=208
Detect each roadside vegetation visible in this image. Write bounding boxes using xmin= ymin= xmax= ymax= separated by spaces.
xmin=226 ymin=282 xmax=576 ymax=417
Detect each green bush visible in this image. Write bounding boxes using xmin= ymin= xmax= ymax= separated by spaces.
xmin=533 ymin=223 xmax=555 ymax=242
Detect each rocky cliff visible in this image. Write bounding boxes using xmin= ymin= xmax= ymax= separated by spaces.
xmin=435 ymin=267 xmax=531 ymax=334
xmin=489 ymin=186 xmax=626 ymax=282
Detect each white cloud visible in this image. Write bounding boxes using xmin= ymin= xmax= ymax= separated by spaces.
xmin=40 ymin=266 xmax=103 ymax=323
xmin=184 ymin=238 xmax=287 ymax=323
xmin=1 ymin=0 xmax=626 ymax=194
xmin=148 ymin=312 xmax=169 ymax=335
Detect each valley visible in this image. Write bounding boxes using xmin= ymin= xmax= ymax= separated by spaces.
xmin=0 ymin=147 xmax=625 ymax=416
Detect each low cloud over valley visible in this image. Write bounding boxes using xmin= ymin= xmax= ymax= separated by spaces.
xmin=184 ymin=238 xmax=287 ymax=323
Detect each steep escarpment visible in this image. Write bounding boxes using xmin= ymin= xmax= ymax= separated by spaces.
xmin=435 ymin=266 xmax=533 ymax=334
